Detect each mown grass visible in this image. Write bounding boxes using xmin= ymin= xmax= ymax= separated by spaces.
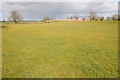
xmin=2 ymin=21 xmax=118 ymax=78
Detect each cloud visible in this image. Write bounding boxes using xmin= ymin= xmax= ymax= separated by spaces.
xmin=2 ymin=2 xmax=118 ymax=20
xmin=2 ymin=0 xmax=120 ymax=2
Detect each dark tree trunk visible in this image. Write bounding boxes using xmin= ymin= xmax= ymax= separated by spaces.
xmin=14 ymin=19 xmax=17 ymax=23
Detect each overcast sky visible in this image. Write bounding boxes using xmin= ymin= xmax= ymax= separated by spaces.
xmin=1 ymin=0 xmax=119 ymax=20
xmin=2 ymin=0 xmax=120 ymax=2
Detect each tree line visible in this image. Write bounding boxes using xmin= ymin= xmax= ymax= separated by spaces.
xmin=2 ymin=10 xmax=120 ymax=23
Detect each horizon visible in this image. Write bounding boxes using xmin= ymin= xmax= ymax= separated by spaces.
xmin=1 ymin=1 xmax=119 ymax=21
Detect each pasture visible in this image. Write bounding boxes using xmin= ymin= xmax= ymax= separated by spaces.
xmin=2 ymin=21 xmax=118 ymax=78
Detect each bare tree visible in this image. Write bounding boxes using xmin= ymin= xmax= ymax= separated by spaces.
xmin=43 ymin=17 xmax=50 ymax=23
xmin=106 ymin=16 xmax=112 ymax=20
xmin=99 ymin=16 xmax=104 ymax=21
xmin=111 ymin=14 xmax=118 ymax=20
xmin=118 ymin=14 xmax=120 ymax=20
xmin=67 ymin=16 xmax=79 ymax=20
xmin=74 ymin=16 xmax=79 ymax=20
xmin=89 ymin=10 xmax=98 ymax=21
xmin=82 ymin=18 xmax=86 ymax=21
xmin=66 ymin=17 xmax=69 ymax=20
xmin=106 ymin=14 xmax=120 ymax=21
xmin=8 ymin=10 xmax=22 ymax=23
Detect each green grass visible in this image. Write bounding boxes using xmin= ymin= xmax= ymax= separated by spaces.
xmin=0 ymin=23 xmax=2 ymax=79
xmin=2 ymin=21 xmax=118 ymax=78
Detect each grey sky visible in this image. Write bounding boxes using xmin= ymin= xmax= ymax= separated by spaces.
xmin=1 ymin=2 xmax=118 ymax=20
xmin=2 ymin=0 xmax=120 ymax=2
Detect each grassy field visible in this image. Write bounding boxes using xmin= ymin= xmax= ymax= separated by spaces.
xmin=0 ymin=23 xmax=2 ymax=79
xmin=2 ymin=21 xmax=118 ymax=78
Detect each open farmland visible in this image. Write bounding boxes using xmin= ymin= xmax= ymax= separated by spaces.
xmin=2 ymin=21 xmax=118 ymax=78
